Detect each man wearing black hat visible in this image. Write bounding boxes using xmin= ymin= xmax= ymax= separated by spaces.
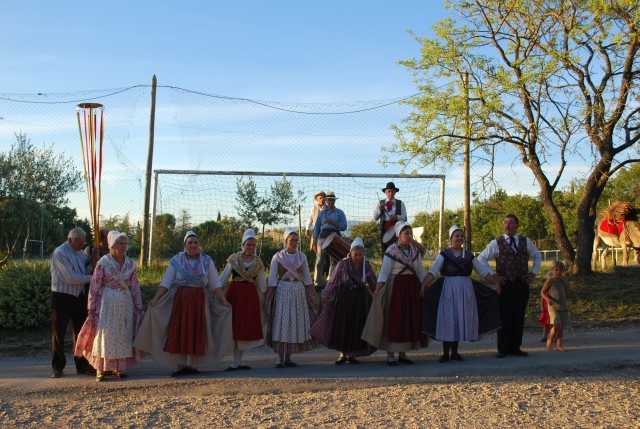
xmin=374 ymin=182 xmax=407 ymax=253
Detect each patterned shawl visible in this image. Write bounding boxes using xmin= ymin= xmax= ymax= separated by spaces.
xmin=273 ymin=249 xmax=306 ymax=281
xmin=385 ymin=242 xmax=419 ymax=267
xmin=226 ymin=251 xmax=265 ymax=284
xmin=99 ymin=253 xmax=136 ymax=290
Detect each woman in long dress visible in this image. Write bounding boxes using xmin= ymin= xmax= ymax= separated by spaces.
xmin=362 ymin=222 xmax=427 ymax=365
xmin=219 ymin=228 xmax=267 ymax=371
xmin=310 ymin=237 xmax=376 ymax=364
xmin=265 ymin=228 xmax=320 ymax=368
xmin=134 ymin=231 xmax=233 ymax=376
xmin=75 ymin=231 xmax=145 ymax=381
xmin=421 ymin=225 xmax=502 ymax=362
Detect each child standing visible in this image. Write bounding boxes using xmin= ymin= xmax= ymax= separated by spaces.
xmin=541 ymin=261 xmax=570 ymax=352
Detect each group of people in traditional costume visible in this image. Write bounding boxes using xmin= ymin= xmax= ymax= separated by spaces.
xmin=50 ymin=181 xmax=546 ymax=380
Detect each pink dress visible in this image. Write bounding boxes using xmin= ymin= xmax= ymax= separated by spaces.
xmin=75 ymin=254 xmax=145 ymax=371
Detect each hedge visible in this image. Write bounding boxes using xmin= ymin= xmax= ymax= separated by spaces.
xmin=0 ymin=261 xmax=51 ymax=329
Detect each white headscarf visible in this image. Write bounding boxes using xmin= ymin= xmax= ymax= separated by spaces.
xmin=394 ymin=221 xmax=410 ymax=238
xmin=241 ymin=228 xmax=257 ymax=255
xmin=242 ymin=228 xmax=257 ymax=245
xmin=283 ymin=227 xmax=297 ymax=249
xmin=448 ymin=225 xmax=465 ymax=258
xmin=350 ymin=237 xmax=365 ymax=251
xmin=183 ymin=230 xmax=197 ymax=244
xmin=107 ymin=230 xmax=128 ymax=249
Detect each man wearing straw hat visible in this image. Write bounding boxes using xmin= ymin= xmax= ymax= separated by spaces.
xmin=306 ymin=191 xmax=329 ymax=287
xmin=50 ymin=228 xmax=97 ymax=378
xmin=312 ymin=192 xmax=348 ymax=288
xmin=374 ymin=182 xmax=407 ymax=254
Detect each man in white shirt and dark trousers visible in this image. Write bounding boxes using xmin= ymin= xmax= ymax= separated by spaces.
xmin=50 ymin=228 xmax=96 ymax=378
xmin=477 ymin=214 xmax=542 ymax=358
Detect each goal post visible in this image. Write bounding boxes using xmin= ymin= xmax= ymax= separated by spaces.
xmin=149 ymin=170 xmax=445 ymax=263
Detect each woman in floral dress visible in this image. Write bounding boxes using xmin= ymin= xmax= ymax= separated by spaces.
xmin=75 ymin=231 xmax=145 ymax=381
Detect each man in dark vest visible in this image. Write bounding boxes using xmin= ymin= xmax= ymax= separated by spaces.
xmin=477 ymin=214 xmax=542 ymax=358
xmin=374 ymin=182 xmax=407 ymax=254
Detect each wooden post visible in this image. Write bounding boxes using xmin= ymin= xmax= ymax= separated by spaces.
xmin=140 ymin=75 xmax=157 ymax=267
xmin=463 ymin=72 xmax=472 ymax=253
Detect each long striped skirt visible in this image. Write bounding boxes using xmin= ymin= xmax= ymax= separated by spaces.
xmin=165 ymin=286 xmax=206 ymax=356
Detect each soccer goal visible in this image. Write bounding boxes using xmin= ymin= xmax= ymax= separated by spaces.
xmin=150 ymin=170 xmax=445 ymax=261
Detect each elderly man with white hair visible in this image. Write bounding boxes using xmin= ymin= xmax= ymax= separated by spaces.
xmin=50 ymin=228 xmax=96 ymax=378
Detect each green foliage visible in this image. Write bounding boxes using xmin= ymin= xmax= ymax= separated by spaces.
xmin=349 ymin=221 xmax=382 ymax=259
xmin=0 ymin=133 xmax=84 ymax=263
xmin=600 ymin=164 xmax=640 ymax=209
xmin=391 ymin=0 xmax=640 ymax=273
xmin=0 ymin=261 xmax=51 ymax=329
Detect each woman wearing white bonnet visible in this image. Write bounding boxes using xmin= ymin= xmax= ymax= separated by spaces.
xmin=310 ymin=237 xmax=377 ymax=364
xmin=134 ymin=230 xmax=233 ymax=377
xmin=219 ymin=228 xmax=267 ymax=371
xmin=265 ymin=227 xmax=320 ymax=368
xmin=362 ymin=221 xmax=427 ymax=366
xmin=420 ymin=225 xmax=501 ymax=362
xmin=75 ymin=231 xmax=145 ymax=381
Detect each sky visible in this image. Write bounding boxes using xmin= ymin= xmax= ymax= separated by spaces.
xmin=0 ymin=1 xmax=591 ymax=227
xmin=1 ymin=1 xmax=444 ymax=99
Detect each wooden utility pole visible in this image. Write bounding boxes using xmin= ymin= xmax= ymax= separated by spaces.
xmin=140 ymin=74 xmax=157 ymax=267
xmin=463 ymin=72 xmax=472 ymax=253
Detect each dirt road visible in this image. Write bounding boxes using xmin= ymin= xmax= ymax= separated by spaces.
xmin=1 ymin=326 xmax=638 ymax=428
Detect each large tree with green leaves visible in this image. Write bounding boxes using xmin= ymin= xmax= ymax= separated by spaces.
xmin=389 ymin=0 xmax=639 ymax=273
xmin=0 ymin=133 xmax=82 ymax=264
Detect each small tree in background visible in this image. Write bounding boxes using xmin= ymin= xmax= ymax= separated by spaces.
xmin=236 ymin=175 xmax=303 ymax=255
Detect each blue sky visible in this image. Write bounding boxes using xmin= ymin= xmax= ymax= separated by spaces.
xmin=1 ymin=1 xmax=590 ymax=226
xmin=1 ymin=1 xmax=445 ymax=99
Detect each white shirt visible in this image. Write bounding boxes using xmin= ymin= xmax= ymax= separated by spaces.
xmin=50 ymin=241 xmax=93 ymax=297
xmin=373 ymin=198 xmax=407 ymax=222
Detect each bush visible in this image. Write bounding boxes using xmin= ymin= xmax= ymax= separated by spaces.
xmin=0 ymin=261 xmax=51 ymax=329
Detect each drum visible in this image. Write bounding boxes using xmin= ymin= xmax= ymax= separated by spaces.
xmin=382 ymin=227 xmax=397 ymax=246
xmin=321 ymin=232 xmax=352 ymax=261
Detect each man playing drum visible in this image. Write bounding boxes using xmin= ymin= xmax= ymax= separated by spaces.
xmin=313 ymin=192 xmax=348 ymax=289
xmin=374 ymin=182 xmax=407 ymax=254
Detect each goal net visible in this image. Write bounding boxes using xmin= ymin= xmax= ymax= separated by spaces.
xmin=151 ymin=170 xmax=444 ymax=262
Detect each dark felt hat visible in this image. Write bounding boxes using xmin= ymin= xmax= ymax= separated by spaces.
xmin=382 ymin=182 xmax=399 ymax=192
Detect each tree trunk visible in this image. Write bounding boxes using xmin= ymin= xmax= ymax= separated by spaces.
xmin=530 ymin=164 xmax=576 ymax=267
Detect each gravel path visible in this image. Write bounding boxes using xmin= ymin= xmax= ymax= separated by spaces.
xmin=1 ymin=327 xmax=638 ymax=428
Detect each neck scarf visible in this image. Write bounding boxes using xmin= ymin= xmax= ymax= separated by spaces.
xmin=274 ymin=249 xmax=305 ymax=280
xmin=386 ymin=241 xmax=418 ymax=266
xmin=100 ymin=253 xmax=135 ymax=290
xmin=226 ymin=251 xmax=264 ymax=284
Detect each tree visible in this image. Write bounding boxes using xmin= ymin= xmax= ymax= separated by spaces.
xmin=349 ymin=221 xmax=382 ymax=258
xmin=0 ymin=133 xmax=82 ymax=264
xmin=389 ymin=0 xmax=640 ymax=273
xmin=236 ymin=175 xmax=302 ymax=254
xmin=600 ymin=163 xmax=640 ymax=208
xmin=153 ymin=213 xmax=177 ymax=258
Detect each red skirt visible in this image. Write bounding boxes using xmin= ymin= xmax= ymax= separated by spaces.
xmin=387 ymin=274 xmax=422 ymax=343
xmin=226 ymin=280 xmax=263 ymax=341
xmin=538 ymin=299 xmax=550 ymax=326
xmin=165 ymin=287 xmax=206 ymax=356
